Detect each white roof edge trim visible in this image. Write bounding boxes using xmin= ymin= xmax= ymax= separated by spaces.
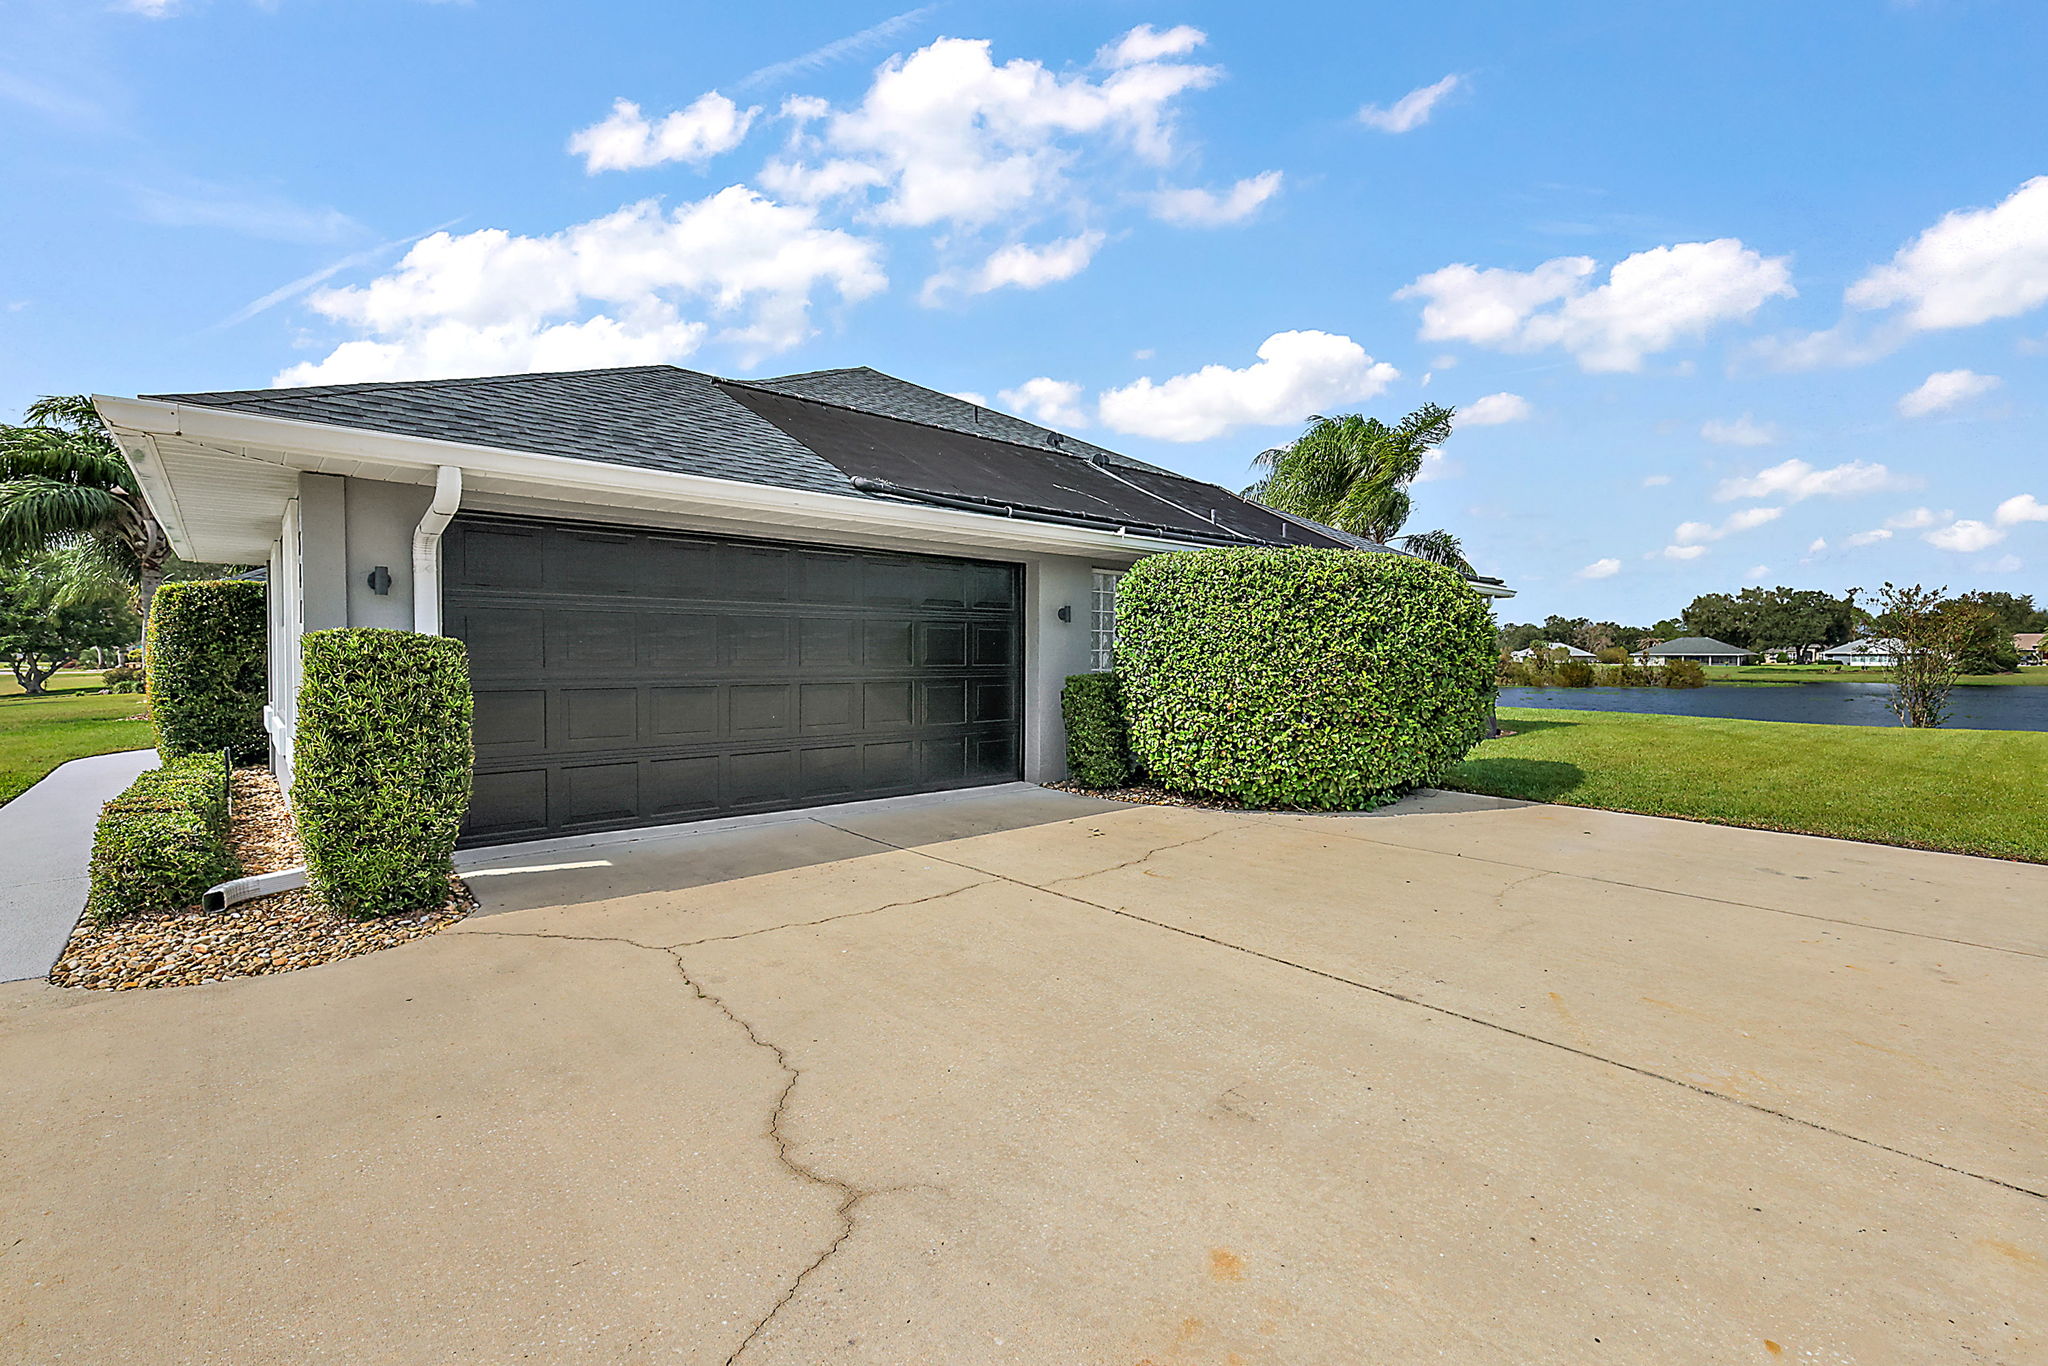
xmin=89 ymin=395 xmax=1210 ymax=560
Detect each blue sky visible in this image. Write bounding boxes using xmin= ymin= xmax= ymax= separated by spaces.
xmin=3 ymin=0 xmax=2043 ymax=621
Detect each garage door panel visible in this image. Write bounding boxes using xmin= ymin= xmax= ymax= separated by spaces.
xmin=448 ymin=517 xmax=1021 ymax=845
xmin=652 ymin=686 xmax=719 ymax=738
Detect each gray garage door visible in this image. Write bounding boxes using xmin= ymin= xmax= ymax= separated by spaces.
xmin=444 ymin=516 xmax=1022 ymax=846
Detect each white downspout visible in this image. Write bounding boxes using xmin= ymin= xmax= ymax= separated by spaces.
xmin=411 ymin=465 xmax=463 ymax=635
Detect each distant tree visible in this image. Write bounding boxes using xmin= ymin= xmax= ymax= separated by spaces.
xmin=1680 ymin=587 xmax=1858 ymax=651
xmin=0 ymin=552 xmax=140 ymax=695
xmin=1497 ymin=621 xmax=1547 ymax=652
xmin=1972 ymin=591 xmax=2048 ymax=636
xmin=0 ymin=396 xmax=171 ymax=622
xmin=1949 ymin=594 xmax=2021 ymax=674
xmin=1248 ymin=403 xmax=1473 ymax=571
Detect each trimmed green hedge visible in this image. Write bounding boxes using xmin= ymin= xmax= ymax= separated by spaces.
xmin=1116 ymin=548 xmax=1497 ymax=808
xmin=146 ymin=580 xmax=267 ymax=759
xmin=291 ymin=629 xmax=473 ymax=919
xmin=87 ymin=753 xmax=239 ymax=921
xmin=1061 ymin=672 xmax=1134 ymax=788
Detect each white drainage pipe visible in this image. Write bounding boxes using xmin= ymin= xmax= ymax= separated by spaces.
xmin=203 ymin=866 xmax=308 ymax=913
xmin=411 ymin=464 xmax=463 ymax=635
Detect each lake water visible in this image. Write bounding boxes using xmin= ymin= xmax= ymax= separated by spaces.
xmin=1498 ymin=679 xmax=2048 ymax=732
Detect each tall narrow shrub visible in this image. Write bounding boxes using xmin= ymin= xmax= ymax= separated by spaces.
xmin=146 ymin=580 xmax=267 ymax=758
xmin=1116 ymin=548 xmax=1496 ymax=808
xmin=292 ymin=629 xmax=473 ymax=918
xmin=1061 ymin=672 xmax=1133 ymax=788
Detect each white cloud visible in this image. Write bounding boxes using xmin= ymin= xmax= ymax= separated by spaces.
xmin=279 ymin=187 xmax=885 ymax=384
xmin=1744 ymin=564 xmax=1771 ymax=581
xmin=569 ymin=93 xmax=758 ymax=173
xmin=1397 ymin=239 xmax=1794 ymax=372
xmin=1460 ymin=392 xmax=1532 ymax=426
xmin=1674 ymin=505 xmax=1784 ymax=545
xmin=1925 ymin=519 xmax=2005 ymax=553
xmin=1662 ymin=544 xmax=1707 ymax=560
xmin=1886 ymin=506 xmax=1948 ymax=529
xmin=1713 ymin=458 xmax=1912 ymax=503
xmin=1843 ymin=528 xmax=1892 ymax=548
xmin=1357 ymin=74 xmax=1464 ymax=133
xmin=1097 ymin=330 xmax=1399 ymax=442
xmin=1996 ymin=493 xmax=2048 ymax=526
xmin=1700 ymin=414 xmax=1777 ymax=446
xmin=1411 ymin=450 xmax=1462 ymax=484
xmin=948 ymin=390 xmax=989 ymax=407
xmin=780 ymin=34 xmax=1219 ymax=230
xmin=1807 ymin=537 xmax=1828 ymax=555
xmin=1642 ymin=473 xmax=1672 ymax=487
xmin=1150 ymin=171 xmax=1283 ymax=226
xmin=1576 ymin=557 xmax=1621 ymax=580
xmin=928 ymin=231 xmax=1105 ymax=301
xmin=1098 ymin=23 xmax=1206 ymax=68
xmin=1982 ymin=553 xmax=2025 ymax=574
xmin=996 ymin=377 xmax=1089 ymax=429
xmin=116 ymin=0 xmax=178 ymax=14
xmin=1847 ymin=176 xmax=2048 ymax=332
xmin=1896 ymin=368 xmax=2001 ymax=417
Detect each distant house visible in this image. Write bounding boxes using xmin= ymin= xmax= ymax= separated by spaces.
xmin=1820 ymin=637 xmax=1905 ymax=668
xmin=1642 ymin=636 xmax=1755 ymax=666
xmin=2016 ymin=632 xmax=2044 ymax=664
xmin=1510 ymin=641 xmax=1597 ymax=663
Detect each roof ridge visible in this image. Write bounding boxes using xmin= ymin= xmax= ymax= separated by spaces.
xmin=146 ymin=363 xmax=701 ymax=403
xmin=718 ymin=376 xmax=1123 ymax=468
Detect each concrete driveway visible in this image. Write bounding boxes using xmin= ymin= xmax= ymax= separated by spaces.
xmin=3 ymin=787 xmax=2043 ymax=1364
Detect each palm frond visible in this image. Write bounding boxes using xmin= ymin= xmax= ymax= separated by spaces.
xmin=1395 ymin=528 xmax=1473 ymax=574
xmin=0 ymin=479 xmax=132 ymax=558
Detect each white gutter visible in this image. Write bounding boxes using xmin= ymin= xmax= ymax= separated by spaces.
xmin=411 ymin=465 xmax=463 ymax=635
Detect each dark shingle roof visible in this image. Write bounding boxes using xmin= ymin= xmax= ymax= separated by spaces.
xmin=144 ymin=362 xmax=1404 ymax=556
xmin=744 ymin=367 xmax=1178 ymax=475
xmin=145 ymin=365 xmax=856 ymax=497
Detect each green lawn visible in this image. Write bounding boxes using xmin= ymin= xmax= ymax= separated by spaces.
xmin=0 ymin=686 xmax=156 ymax=806
xmin=1447 ymin=706 xmax=2048 ymax=862
xmin=1704 ymin=664 xmax=2048 ymax=686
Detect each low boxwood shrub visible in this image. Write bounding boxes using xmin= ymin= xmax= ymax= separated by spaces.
xmin=146 ymin=580 xmax=267 ymax=759
xmin=291 ymin=629 xmax=473 ymax=918
xmin=1061 ymin=672 xmax=1133 ymax=788
xmin=1116 ymin=548 xmax=1497 ymax=809
xmin=86 ymin=753 xmax=239 ymax=921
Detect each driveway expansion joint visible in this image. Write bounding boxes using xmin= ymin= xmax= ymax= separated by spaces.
xmin=820 ymin=820 xmax=2048 ymax=1203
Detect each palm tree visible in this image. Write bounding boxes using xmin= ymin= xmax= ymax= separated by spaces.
xmin=1247 ymin=402 xmax=1473 ymax=572
xmin=0 ymin=395 xmax=171 ymax=621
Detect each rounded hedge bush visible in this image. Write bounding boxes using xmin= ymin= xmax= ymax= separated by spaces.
xmin=1115 ymin=548 xmax=1496 ymax=808
xmin=292 ymin=628 xmax=473 ymax=918
xmin=146 ymin=580 xmax=267 ymax=759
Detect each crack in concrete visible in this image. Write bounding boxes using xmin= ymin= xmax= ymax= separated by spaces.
xmin=467 ymin=877 xmax=987 ymax=1361
xmin=832 ymin=824 xmax=2048 ymax=1203
xmin=1033 ymin=827 xmax=1233 ymax=889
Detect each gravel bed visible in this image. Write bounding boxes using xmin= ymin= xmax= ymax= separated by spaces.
xmin=49 ymin=767 xmax=469 ymax=991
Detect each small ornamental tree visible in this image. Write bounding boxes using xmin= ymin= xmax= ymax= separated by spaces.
xmin=146 ymin=579 xmax=267 ymax=757
xmin=1116 ymin=548 xmax=1496 ymax=808
xmin=291 ymin=629 xmax=473 ymax=917
xmin=0 ymin=553 xmax=138 ymax=695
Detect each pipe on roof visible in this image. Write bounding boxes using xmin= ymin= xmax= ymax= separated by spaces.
xmin=846 ymin=476 xmax=1255 ymax=547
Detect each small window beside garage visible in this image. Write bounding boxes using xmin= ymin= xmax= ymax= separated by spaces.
xmin=1090 ymin=569 xmax=1123 ymax=672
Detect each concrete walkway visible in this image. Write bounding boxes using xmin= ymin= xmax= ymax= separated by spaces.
xmin=2 ymin=786 xmax=2043 ymax=1363
xmin=0 ymin=748 xmax=156 ymax=982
